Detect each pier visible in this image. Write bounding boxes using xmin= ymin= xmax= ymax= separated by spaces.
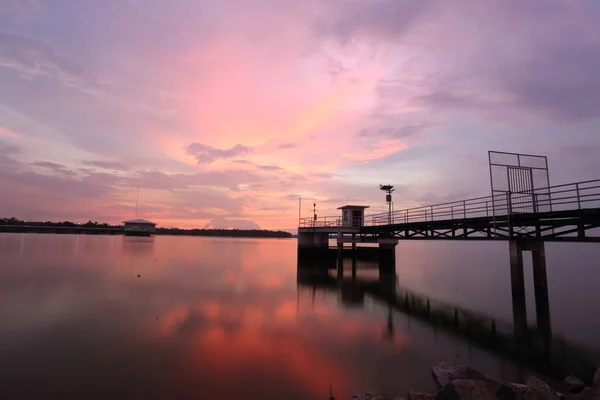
xmin=297 ymin=151 xmax=600 ymax=362
xmin=297 ymin=266 xmax=600 ymax=383
xmin=298 ymin=152 xmax=600 ymax=266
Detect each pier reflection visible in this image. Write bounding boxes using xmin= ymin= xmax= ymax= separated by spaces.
xmin=297 ymin=254 xmax=600 ymax=384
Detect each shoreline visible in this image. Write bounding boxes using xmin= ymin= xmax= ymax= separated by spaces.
xmin=0 ymin=226 xmax=292 ymax=239
xmin=350 ymin=363 xmax=600 ymax=400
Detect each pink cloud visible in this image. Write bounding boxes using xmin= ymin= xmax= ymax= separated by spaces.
xmin=0 ymin=126 xmax=19 ymax=137
xmin=1 ymin=0 xmax=599 ymax=229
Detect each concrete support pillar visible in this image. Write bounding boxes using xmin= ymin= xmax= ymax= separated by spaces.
xmin=298 ymin=231 xmax=334 ymax=268
xmin=530 ymin=242 xmax=551 ymax=338
xmin=351 ymin=233 xmax=357 ymax=279
xmin=337 ymin=230 xmax=343 ymax=279
xmin=378 ymin=241 xmax=397 ymax=274
xmin=509 ymin=240 xmax=528 ymax=339
xmin=509 ymin=240 xmax=552 ymax=341
xmin=298 ymin=232 xmax=329 ymax=249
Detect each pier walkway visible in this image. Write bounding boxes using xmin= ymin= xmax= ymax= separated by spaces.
xmin=299 ymin=178 xmax=600 ymax=242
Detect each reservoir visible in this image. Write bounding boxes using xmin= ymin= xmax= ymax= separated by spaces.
xmin=1 ymin=233 xmax=599 ymax=399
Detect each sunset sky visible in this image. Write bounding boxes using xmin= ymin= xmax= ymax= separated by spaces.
xmin=1 ymin=0 xmax=599 ymax=230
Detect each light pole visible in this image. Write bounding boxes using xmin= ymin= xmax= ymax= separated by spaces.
xmin=380 ymin=184 xmax=395 ymax=225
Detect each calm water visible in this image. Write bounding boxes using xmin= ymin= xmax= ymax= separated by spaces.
xmin=1 ymin=233 xmax=599 ymax=399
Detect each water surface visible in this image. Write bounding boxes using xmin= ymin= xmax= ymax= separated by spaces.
xmin=1 ymin=233 xmax=599 ymax=399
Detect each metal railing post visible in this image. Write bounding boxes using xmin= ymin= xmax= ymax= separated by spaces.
xmin=431 ymin=206 xmax=434 ymax=221
xmin=576 ymin=183 xmax=581 ymax=210
xmin=451 ymin=206 xmax=454 ymax=220
xmin=506 ymin=192 xmax=513 ymax=238
xmin=463 ymin=201 xmax=467 ymax=219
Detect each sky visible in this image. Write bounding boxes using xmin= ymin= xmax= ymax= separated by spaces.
xmin=0 ymin=0 xmax=599 ymax=231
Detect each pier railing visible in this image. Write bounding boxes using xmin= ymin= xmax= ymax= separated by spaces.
xmin=366 ymin=178 xmax=600 ymax=226
xmin=299 ymin=179 xmax=600 ymax=228
xmin=299 ymin=216 xmax=340 ymax=228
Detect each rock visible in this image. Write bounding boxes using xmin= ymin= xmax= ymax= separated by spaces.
xmin=526 ymin=376 xmax=561 ymax=400
xmin=496 ymin=383 xmax=529 ymax=400
xmin=564 ymin=387 xmax=600 ymax=400
xmin=350 ymin=395 xmax=391 ymax=400
xmin=594 ymin=368 xmax=600 ymax=392
xmin=432 ymin=363 xmax=493 ymax=389
xmin=408 ymin=391 xmax=435 ymax=400
xmin=436 ymin=379 xmax=495 ymax=400
xmin=565 ymin=376 xmax=586 ymax=394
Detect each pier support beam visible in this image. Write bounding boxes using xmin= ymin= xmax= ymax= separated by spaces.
xmin=337 ymin=230 xmax=343 ymax=279
xmin=298 ymin=231 xmax=334 ymax=268
xmin=509 ymin=241 xmax=527 ymax=339
xmin=351 ymin=233 xmax=357 ymax=279
xmin=530 ymin=242 xmax=551 ymax=338
xmin=378 ymin=239 xmax=398 ymax=274
xmin=509 ymin=240 xmax=552 ymax=340
xmin=298 ymin=232 xmax=330 ymax=248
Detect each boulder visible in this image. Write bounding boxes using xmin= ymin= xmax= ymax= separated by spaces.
xmin=564 ymin=387 xmax=600 ymax=400
xmin=496 ymin=383 xmax=529 ymax=400
xmin=350 ymin=395 xmax=391 ymax=400
xmin=526 ymin=376 xmax=561 ymax=400
xmin=436 ymin=379 xmax=495 ymax=400
xmin=432 ymin=363 xmax=494 ymax=390
xmin=564 ymin=376 xmax=586 ymax=394
xmin=594 ymin=368 xmax=600 ymax=392
xmin=435 ymin=379 xmax=535 ymax=400
xmin=408 ymin=391 xmax=436 ymax=400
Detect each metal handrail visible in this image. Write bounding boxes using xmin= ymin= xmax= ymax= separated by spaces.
xmin=365 ymin=179 xmax=600 ymax=226
xmin=298 ymin=179 xmax=600 ymax=228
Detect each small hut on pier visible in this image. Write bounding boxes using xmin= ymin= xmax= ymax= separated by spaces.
xmin=337 ymin=205 xmax=370 ymax=228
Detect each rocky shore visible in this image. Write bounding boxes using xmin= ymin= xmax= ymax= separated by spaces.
xmin=350 ymin=363 xmax=600 ymax=400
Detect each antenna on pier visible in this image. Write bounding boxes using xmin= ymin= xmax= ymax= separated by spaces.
xmin=380 ymin=184 xmax=395 ymax=224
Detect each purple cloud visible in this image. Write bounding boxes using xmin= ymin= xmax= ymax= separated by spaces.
xmin=187 ymin=142 xmax=253 ymax=164
xmin=257 ymin=164 xmax=282 ymax=171
xmin=82 ymin=160 xmax=130 ymax=171
xmin=0 ymin=31 xmax=105 ymax=96
xmin=359 ymin=123 xmax=432 ymax=139
xmin=30 ymin=161 xmax=74 ymax=176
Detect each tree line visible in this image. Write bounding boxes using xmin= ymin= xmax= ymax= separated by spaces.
xmin=0 ymin=217 xmax=119 ymax=228
xmin=0 ymin=217 xmax=292 ymax=238
xmin=155 ymin=227 xmax=291 ymax=238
